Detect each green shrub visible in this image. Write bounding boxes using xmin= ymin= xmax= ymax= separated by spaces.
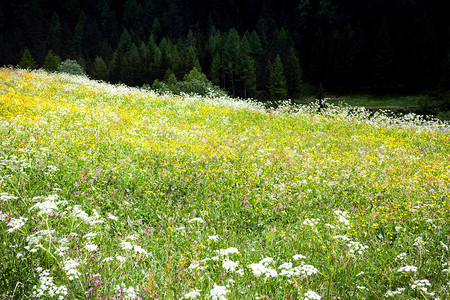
xmin=58 ymin=59 xmax=86 ymax=76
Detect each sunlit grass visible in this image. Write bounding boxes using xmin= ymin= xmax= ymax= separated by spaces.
xmin=1 ymin=68 xmax=449 ymax=299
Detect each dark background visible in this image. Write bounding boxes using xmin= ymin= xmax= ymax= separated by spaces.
xmin=1 ymin=0 xmax=450 ymax=101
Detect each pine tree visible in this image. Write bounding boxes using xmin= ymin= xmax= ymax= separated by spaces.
xmin=48 ymin=13 xmax=62 ymax=53
xmin=284 ymin=48 xmax=302 ymax=98
xmin=238 ymin=36 xmax=257 ymax=98
xmin=73 ymin=11 xmax=87 ymax=51
xmin=210 ymin=53 xmax=221 ymax=86
xmin=19 ymin=48 xmax=38 ymax=70
xmin=268 ymin=55 xmax=287 ymax=100
xmin=43 ymin=50 xmax=62 ymax=72
xmin=223 ymin=28 xmax=240 ymax=96
xmin=163 ymin=69 xmax=178 ymax=93
xmin=93 ymin=57 xmax=109 ymax=81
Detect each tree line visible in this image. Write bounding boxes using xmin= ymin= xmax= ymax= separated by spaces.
xmin=2 ymin=0 xmax=450 ymax=100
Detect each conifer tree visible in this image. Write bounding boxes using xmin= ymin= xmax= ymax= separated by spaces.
xmin=268 ymin=55 xmax=287 ymax=100
xmin=210 ymin=53 xmax=221 ymax=86
xmin=19 ymin=48 xmax=38 ymax=70
xmin=43 ymin=50 xmax=62 ymax=72
xmin=284 ymin=48 xmax=302 ymax=98
xmin=73 ymin=11 xmax=87 ymax=51
xmin=238 ymin=36 xmax=257 ymax=98
xmin=93 ymin=57 xmax=109 ymax=81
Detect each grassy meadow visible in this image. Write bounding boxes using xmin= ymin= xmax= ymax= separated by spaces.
xmin=0 ymin=68 xmax=449 ymax=299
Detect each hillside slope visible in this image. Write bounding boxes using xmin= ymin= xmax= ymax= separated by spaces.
xmin=1 ymin=69 xmax=449 ymax=299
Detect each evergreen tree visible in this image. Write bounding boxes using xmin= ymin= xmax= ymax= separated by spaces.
xmin=223 ymin=28 xmax=240 ymax=96
xmin=268 ymin=55 xmax=287 ymax=100
xmin=163 ymin=69 xmax=178 ymax=92
xmin=43 ymin=50 xmax=62 ymax=72
xmin=19 ymin=49 xmax=38 ymax=70
xmin=238 ymin=36 xmax=257 ymax=98
xmin=73 ymin=11 xmax=87 ymax=52
xmin=210 ymin=53 xmax=221 ymax=86
xmin=93 ymin=57 xmax=109 ymax=81
xmin=48 ymin=13 xmax=63 ymax=53
xmin=284 ymin=48 xmax=302 ymax=98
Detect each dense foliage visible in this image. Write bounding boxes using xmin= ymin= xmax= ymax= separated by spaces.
xmin=1 ymin=0 xmax=450 ymax=100
xmin=1 ymin=68 xmax=449 ymax=299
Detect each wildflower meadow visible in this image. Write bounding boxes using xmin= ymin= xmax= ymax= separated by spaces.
xmin=0 ymin=68 xmax=449 ymax=299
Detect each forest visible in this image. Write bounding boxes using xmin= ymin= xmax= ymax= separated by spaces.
xmin=1 ymin=0 xmax=450 ymax=102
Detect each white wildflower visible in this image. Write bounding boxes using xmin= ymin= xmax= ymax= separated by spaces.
xmin=210 ymin=284 xmax=228 ymax=300
xmin=395 ymin=253 xmax=407 ymax=261
xmin=133 ymin=244 xmax=148 ymax=256
xmin=334 ymin=210 xmax=350 ymax=226
xmin=102 ymin=257 xmax=114 ymax=262
xmin=208 ymin=235 xmax=219 ymax=241
xmin=259 ymin=257 xmax=273 ymax=265
xmin=126 ymin=234 xmax=138 ymax=241
xmin=411 ymin=279 xmax=431 ymax=292
xmin=124 ymin=286 xmax=138 ymax=299
xmin=189 ymin=217 xmax=205 ymax=223
xmin=63 ymin=259 xmax=81 ymax=280
xmin=107 ymin=213 xmax=118 ymax=221
xmin=30 ymin=199 xmax=58 ymax=216
xmin=303 ymin=218 xmax=319 ymax=226
xmin=182 ymin=290 xmax=201 ymax=299
xmin=120 ymin=241 xmax=133 ymax=250
xmin=385 ymin=288 xmax=405 ymax=297
xmin=83 ymin=233 xmax=97 ymax=240
xmin=293 ymin=254 xmax=306 ymax=260
xmin=333 ymin=235 xmax=350 ymax=241
xmin=84 ymin=244 xmax=98 ymax=252
xmin=188 ymin=262 xmax=200 ymax=270
xmin=176 ymin=226 xmax=186 ymax=230
xmin=116 ymin=256 xmax=126 ymax=262
xmin=279 ymin=262 xmax=293 ymax=270
xmin=397 ymin=265 xmax=418 ymax=273
xmin=222 ymin=259 xmax=238 ymax=272
xmin=217 ymin=247 xmax=239 ymax=256
xmin=304 ymin=290 xmax=321 ymax=300
xmin=7 ymin=217 xmax=28 ymax=233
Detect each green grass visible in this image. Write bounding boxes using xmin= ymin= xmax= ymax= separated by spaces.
xmin=1 ymin=68 xmax=449 ymax=299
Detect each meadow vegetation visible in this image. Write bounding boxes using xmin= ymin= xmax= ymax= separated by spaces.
xmin=0 ymin=68 xmax=449 ymax=299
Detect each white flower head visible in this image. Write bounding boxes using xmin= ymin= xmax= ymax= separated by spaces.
xmin=217 ymin=247 xmax=239 ymax=256
xmin=304 ymin=290 xmax=321 ymax=300
xmin=189 ymin=217 xmax=205 ymax=223
xmin=30 ymin=199 xmax=58 ymax=216
xmin=293 ymin=254 xmax=306 ymax=261
xmin=182 ymin=290 xmax=201 ymax=299
xmin=222 ymin=259 xmax=238 ymax=272
xmin=120 ymin=241 xmax=133 ymax=250
xmin=7 ymin=217 xmax=28 ymax=233
xmin=385 ymin=288 xmax=405 ymax=297
xmin=208 ymin=235 xmax=220 ymax=241
xmin=107 ymin=213 xmax=118 ymax=221
xmin=133 ymin=244 xmax=148 ymax=256
xmin=303 ymin=218 xmax=320 ymax=226
xmin=84 ymin=244 xmax=98 ymax=252
xmin=398 ymin=265 xmax=418 ymax=273
xmin=411 ymin=279 xmax=431 ymax=292
xmin=259 ymin=257 xmax=273 ymax=266
xmin=210 ymin=284 xmax=228 ymax=300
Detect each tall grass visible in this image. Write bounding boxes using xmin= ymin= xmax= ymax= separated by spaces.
xmin=1 ymin=68 xmax=449 ymax=299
